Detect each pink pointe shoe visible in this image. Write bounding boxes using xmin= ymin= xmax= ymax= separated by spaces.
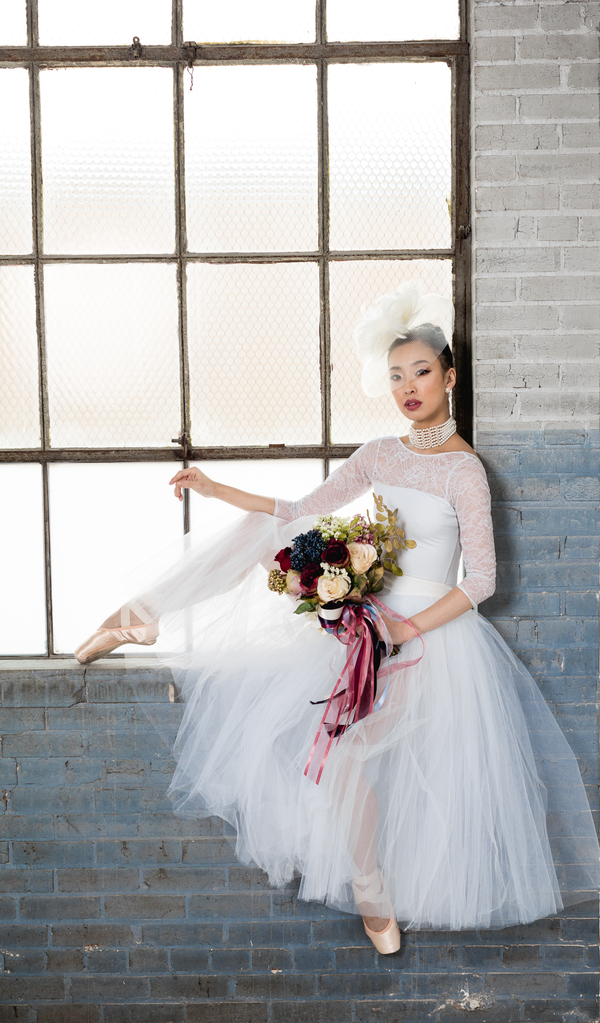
xmin=74 ymin=602 xmax=159 ymax=664
xmin=352 ymin=868 xmax=401 ymax=955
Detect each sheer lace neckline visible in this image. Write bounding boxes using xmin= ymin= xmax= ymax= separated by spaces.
xmin=396 ymin=436 xmax=480 ymax=461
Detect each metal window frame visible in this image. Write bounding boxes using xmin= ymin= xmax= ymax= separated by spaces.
xmin=0 ymin=0 xmax=471 ymax=656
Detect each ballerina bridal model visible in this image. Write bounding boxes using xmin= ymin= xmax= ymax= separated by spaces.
xmin=75 ymin=281 xmax=599 ymax=954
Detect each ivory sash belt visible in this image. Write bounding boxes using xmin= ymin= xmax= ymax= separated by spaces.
xmin=387 ymin=574 xmax=453 ymax=599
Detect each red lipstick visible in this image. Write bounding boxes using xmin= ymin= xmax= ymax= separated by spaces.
xmin=404 ymin=400 xmax=422 ymax=410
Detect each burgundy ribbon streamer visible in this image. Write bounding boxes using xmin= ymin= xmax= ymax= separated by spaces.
xmin=304 ymin=599 xmax=425 ymax=784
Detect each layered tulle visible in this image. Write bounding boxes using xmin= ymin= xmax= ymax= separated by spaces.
xmin=123 ymin=510 xmax=599 ymax=931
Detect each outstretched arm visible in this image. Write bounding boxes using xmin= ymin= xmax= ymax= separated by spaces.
xmin=169 ymin=467 xmax=275 ymax=515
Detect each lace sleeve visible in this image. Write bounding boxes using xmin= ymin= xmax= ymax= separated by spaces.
xmin=447 ymin=457 xmax=496 ymax=608
xmin=273 ymin=438 xmax=382 ymax=521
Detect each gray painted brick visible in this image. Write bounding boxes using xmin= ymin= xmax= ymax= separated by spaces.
xmin=563 ymin=122 xmax=600 ymax=149
xmin=141 ymin=922 xmax=223 ymax=946
xmin=519 ymin=34 xmax=598 ymax=61
xmin=27 ymin=1007 xmax=99 ymax=1023
xmin=581 ymin=217 xmax=600 ymax=242
xmin=476 ymin=123 xmax=559 ymax=152
xmin=70 ymin=975 xmax=150 ymax=1000
xmin=0 ymin=976 xmax=65 ymax=1000
xmin=475 ymin=184 xmax=560 ymax=212
xmin=568 ymin=63 xmax=600 ymax=90
xmin=0 ymin=869 xmax=53 ymax=893
xmin=474 ymin=6 xmax=540 ymax=31
xmin=562 ymin=184 xmax=600 ymax=210
xmin=50 ymin=922 xmax=135 ymax=947
xmin=475 ymin=64 xmax=561 ymax=92
xmin=149 ymin=973 xmax=229 ymax=999
xmin=20 ymin=896 xmax=101 ymax=920
xmin=520 ymin=94 xmax=600 ymax=121
xmin=104 ymin=895 xmax=187 ymax=920
xmin=474 ymin=94 xmax=517 ymax=123
xmin=56 ymin=868 xmax=140 ymax=892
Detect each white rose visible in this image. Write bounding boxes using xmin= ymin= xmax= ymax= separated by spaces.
xmin=347 ymin=542 xmax=378 ymax=575
xmin=317 ymin=574 xmax=351 ymax=604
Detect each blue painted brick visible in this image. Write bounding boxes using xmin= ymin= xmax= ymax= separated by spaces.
xmin=564 ymin=477 xmax=599 ymax=501
xmin=0 ymin=759 xmax=17 ymax=787
xmin=561 ymin=535 xmax=600 ymax=560
xmin=20 ymin=896 xmax=101 ymax=921
xmin=565 ymin=592 xmax=599 ymax=616
xmin=17 ymin=759 xmax=103 ymax=787
xmin=483 ymin=592 xmax=561 ymax=616
xmin=9 ymin=787 xmax=94 ymax=814
xmin=0 ymin=708 xmax=45 ymax=733
xmin=519 ymin=562 xmax=598 ymax=589
xmin=1 ymin=674 xmax=84 ymax=707
xmin=95 ymin=840 xmax=182 ymax=867
xmin=56 ymin=868 xmax=140 ymax=893
xmin=12 ymin=841 xmax=94 ymax=868
xmin=2 ymin=733 xmax=85 ymax=758
xmin=0 ymin=815 xmax=55 ymax=840
xmin=521 ymin=507 xmax=598 ymax=536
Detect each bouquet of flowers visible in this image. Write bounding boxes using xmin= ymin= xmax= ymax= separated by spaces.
xmin=267 ymin=494 xmax=416 ymax=622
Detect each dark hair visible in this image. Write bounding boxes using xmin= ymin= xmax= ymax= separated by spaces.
xmin=388 ymin=323 xmax=453 ymax=375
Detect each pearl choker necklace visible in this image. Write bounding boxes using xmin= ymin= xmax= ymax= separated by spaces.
xmin=408 ymin=416 xmax=457 ymax=450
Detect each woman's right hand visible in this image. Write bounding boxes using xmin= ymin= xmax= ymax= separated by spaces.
xmin=169 ymin=467 xmax=216 ymax=502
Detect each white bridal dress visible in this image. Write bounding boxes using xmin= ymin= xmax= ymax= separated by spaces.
xmin=131 ymin=437 xmax=599 ymax=931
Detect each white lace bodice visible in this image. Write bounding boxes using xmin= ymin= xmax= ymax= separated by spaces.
xmin=274 ymin=436 xmax=496 ymax=607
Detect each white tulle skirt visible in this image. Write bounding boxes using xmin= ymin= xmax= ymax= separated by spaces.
xmin=126 ymin=511 xmax=599 ymax=932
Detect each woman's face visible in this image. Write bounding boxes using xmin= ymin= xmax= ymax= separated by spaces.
xmin=387 ymin=341 xmax=455 ymax=425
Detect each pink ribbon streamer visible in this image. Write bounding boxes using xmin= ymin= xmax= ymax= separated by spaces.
xmin=304 ymin=598 xmax=425 ymax=784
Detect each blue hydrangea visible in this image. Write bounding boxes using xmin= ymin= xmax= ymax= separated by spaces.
xmin=290 ymin=529 xmax=326 ymax=570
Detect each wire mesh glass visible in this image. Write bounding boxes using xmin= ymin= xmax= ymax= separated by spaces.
xmin=0 ymin=69 xmax=32 ymax=255
xmin=44 ymin=263 xmax=181 ymax=448
xmin=49 ymin=462 xmax=185 ymax=654
xmin=328 ymin=63 xmax=452 ymax=252
xmin=185 ymin=66 xmax=318 ymax=253
xmin=188 ymin=459 xmax=324 ymax=533
xmin=0 ymin=464 xmax=47 ymax=655
xmin=330 ymin=259 xmax=453 ymax=444
xmin=0 ymin=0 xmax=26 ymax=44
xmin=38 ymin=0 xmax=172 ymax=45
xmin=0 ymin=265 xmax=40 ymax=448
xmin=327 ymin=0 xmax=460 ymax=41
xmin=40 ymin=68 xmax=175 ymax=255
xmin=183 ymin=0 xmax=316 ymax=43
xmin=187 ymin=262 xmax=321 ymax=446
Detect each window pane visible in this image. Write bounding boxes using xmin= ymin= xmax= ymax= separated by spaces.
xmin=328 ymin=0 xmax=459 ymax=40
xmin=0 ymin=266 xmax=40 ymax=448
xmin=0 ymin=0 xmax=26 ymax=44
xmin=0 ymin=464 xmax=46 ymax=655
xmin=0 ymin=69 xmax=31 ymax=255
xmin=45 ymin=264 xmax=181 ymax=448
xmin=188 ymin=459 xmax=324 ymax=532
xmin=330 ymin=259 xmax=453 ymax=444
xmin=329 ymin=64 xmax=452 ymax=252
xmin=188 ymin=262 xmax=321 ymax=446
xmin=184 ymin=0 xmax=315 ymax=43
xmin=185 ymin=66 xmax=318 ymax=253
xmin=49 ymin=463 xmax=184 ymax=654
xmin=40 ymin=68 xmax=175 ymax=255
xmin=38 ymin=0 xmax=172 ymax=44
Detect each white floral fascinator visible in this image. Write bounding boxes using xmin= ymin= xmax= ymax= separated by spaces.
xmin=353 ymin=279 xmax=454 ymax=397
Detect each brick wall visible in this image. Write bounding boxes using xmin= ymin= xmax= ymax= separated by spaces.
xmin=0 ymin=3 xmax=598 ymax=1021
xmin=0 ymin=661 xmax=598 ymax=1022
xmin=472 ymin=0 xmax=600 ymax=431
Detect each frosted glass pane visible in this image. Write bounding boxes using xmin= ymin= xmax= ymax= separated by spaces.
xmin=45 ymin=264 xmax=180 ymax=447
xmin=0 ymin=465 xmax=46 ymax=655
xmin=0 ymin=69 xmax=31 ymax=255
xmin=184 ymin=0 xmax=315 ymax=43
xmin=40 ymin=68 xmax=175 ymax=254
xmin=188 ymin=263 xmax=320 ymax=446
xmin=0 ymin=266 xmax=40 ymax=448
xmin=49 ymin=463 xmax=184 ymax=654
xmin=329 ymin=64 xmax=452 ymax=251
xmin=185 ymin=66 xmax=318 ymax=253
xmin=0 ymin=0 xmax=26 ymax=44
xmin=328 ymin=0 xmax=459 ymax=40
xmin=330 ymin=259 xmax=452 ymax=444
xmin=38 ymin=0 xmax=172 ymax=44
xmin=188 ymin=459 xmax=324 ymax=532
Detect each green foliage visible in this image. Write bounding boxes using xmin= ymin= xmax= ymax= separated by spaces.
xmin=369 ymin=493 xmax=417 ymax=577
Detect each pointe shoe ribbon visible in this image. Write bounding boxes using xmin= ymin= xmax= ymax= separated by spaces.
xmin=74 ymin=601 xmax=159 ymax=665
xmin=352 ymin=868 xmax=401 ymax=955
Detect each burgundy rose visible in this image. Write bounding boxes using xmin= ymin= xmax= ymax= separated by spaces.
xmin=275 ymin=547 xmax=292 ymax=573
xmin=322 ymin=539 xmax=350 ymax=569
xmin=299 ymin=562 xmax=323 ymax=596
